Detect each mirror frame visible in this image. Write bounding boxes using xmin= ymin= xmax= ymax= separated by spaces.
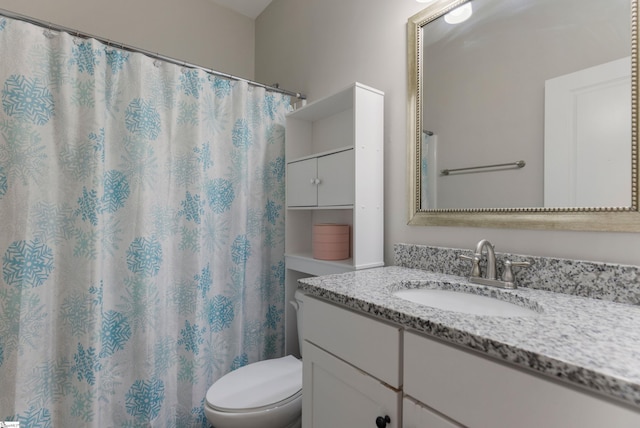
xmin=407 ymin=0 xmax=640 ymax=231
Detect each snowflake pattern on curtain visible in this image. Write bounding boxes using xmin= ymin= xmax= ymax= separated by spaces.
xmin=0 ymin=16 xmax=289 ymax=427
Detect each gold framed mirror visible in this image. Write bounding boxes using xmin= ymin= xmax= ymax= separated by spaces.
xmin=408 ymin=0 xmax=640 ymax=231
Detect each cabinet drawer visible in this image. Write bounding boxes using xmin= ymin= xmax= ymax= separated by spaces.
xmin=403 ymin=396 xmax=462 ymax=428
xmin=404 ymin=331 xmax=640 ymax=428
xmin=303 ymin=295 xmax=401 ymax=388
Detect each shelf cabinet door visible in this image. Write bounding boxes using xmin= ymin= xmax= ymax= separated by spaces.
xmin=302 ymin=341 xmax=401 ymax=428
xmin=287 ymin=149 xmax=354 ymax=207
xmin=317 ymin=149 xmax=354 ymax=206
xmin=287 ymin=158 xmax=318 ymax=207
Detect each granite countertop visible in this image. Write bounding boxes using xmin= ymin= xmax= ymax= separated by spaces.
xmin=297 ymin=266 xmax=640 ymax=409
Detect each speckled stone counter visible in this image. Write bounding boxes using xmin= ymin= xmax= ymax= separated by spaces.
xmin=297 ymin=245 xmax=640 ymax=409
xmin=394 ymin=243 xmax=640 ymax=305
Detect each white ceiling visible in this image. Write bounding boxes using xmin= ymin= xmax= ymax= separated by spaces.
xmin=208 ymin=0 xmax=274 ymax=19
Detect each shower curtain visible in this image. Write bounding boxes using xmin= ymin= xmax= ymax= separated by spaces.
xmin=0 ymin=15 xmax=289 ymax=427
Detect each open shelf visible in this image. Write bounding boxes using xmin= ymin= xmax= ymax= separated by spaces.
xmin=285 ymin=253 xmax=355 ymax=276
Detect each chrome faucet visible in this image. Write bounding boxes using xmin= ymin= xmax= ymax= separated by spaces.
xmin=474 ymin=239 xmax=497 ymax=280
xmin=460 ymin=239 xmax=530 ymax=289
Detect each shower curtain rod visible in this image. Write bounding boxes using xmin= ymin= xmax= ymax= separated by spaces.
xmin=0 ymin=8 xmax=306 ymax=100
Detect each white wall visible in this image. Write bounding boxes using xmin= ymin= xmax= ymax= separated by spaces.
xmin=256 ymin=0 xmax=640 ymax=266
xmin=0 ymin=0 xmax=255 ymax=79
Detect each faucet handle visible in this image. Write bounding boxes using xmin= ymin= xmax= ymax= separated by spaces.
xmin=459 ymin=254 xmax=481 ymax=278
xmin=501 ymin=259 xmax=531 ymax=284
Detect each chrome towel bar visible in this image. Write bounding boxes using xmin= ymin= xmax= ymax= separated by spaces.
xmin=441 ymin=160 xmax=525 ymax=176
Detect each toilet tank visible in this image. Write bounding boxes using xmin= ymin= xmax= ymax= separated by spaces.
xmin=291 ymin=289 xmax=306 ymax=357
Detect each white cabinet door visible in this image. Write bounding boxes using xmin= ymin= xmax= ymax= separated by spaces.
xmin=302 ymin=341 xmax=401 ymax=428
xmin=317 ymin=149 xmax=354 ymax=206
xmin=287 ymin=158 xmax=318 ymax=207
xmin=287 ymin=149 xmax=354 ymax=207
xmin=403 ymin=397 xmax=462 ymax=428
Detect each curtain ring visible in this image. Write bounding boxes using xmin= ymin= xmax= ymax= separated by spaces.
xmin=43 ymin=22 xmax=55 ymax=38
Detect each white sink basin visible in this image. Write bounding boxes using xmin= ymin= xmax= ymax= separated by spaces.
xmin=393 ymin=288 xmax=539 ymax=317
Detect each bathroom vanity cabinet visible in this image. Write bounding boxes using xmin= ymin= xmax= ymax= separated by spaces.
xmin=303 ymin=294 xmax=640 ymax=428
xmin=302 ymin=292 xmax=401 ymax=427
xmin=404 ymin=331 xmax=640 ymax=428
xmin=284 ymin=82 xmax=384 ymax=356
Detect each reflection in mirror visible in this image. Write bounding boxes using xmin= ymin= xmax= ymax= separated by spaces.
xmin=408 ymin=0 xmax=640 ymax=231
xmin=421 ymin=0 xmax=630 ymax=210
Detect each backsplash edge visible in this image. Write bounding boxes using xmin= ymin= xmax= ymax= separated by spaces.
xmin=394 ymin=243 xmax=640 ymax=306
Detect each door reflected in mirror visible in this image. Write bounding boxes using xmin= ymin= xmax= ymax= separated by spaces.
xmin=419 ymin=0 xmax=631 ymax=210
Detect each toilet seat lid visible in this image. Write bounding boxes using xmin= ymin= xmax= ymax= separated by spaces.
xmin=206 ymin=355 xmax=302 ymax=412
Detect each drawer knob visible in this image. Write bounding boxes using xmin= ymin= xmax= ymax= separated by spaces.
xmin=375 ymin=415 xmax=391 ymax=427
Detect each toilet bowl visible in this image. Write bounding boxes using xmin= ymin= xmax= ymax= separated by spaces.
xmin=204 ymin=355 xmax=302 ymax=428
xmin=204 ymin=290 xmax=305 ymax=428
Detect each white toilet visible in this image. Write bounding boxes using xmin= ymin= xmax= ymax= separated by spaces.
xmin=204 ymin=290 xmax=305 ymax=428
